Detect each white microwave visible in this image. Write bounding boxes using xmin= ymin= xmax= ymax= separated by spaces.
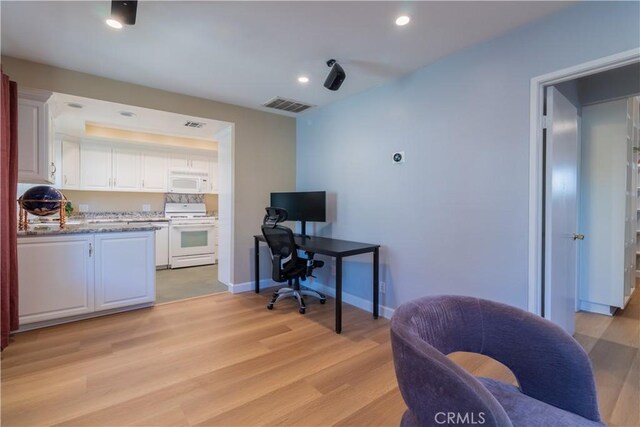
xmin=168 ymin=169 xmax=209 ymax=194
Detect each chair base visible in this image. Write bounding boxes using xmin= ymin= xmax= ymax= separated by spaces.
xmin=266 ymin=285 xmax=326 ymax=314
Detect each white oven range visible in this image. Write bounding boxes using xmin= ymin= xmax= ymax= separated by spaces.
xmin=165 ymin=203 xmax=216 ymax=269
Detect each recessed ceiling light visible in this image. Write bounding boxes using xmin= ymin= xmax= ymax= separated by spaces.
xmin=106 ymin=18 xmax=123 ymax=29
xmin=66 ymin=102 xmax=84 ymax=109
xmin=119 ymin=111 xmax=136 ymax=117
xmin=395 ymin=15 xmax=410 ymax=26
xmin=297 ymin=76 xmax=310 ymax=84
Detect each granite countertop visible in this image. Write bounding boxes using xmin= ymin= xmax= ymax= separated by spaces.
xmin=18 ymin=223 xmax=161 ymax=237
xmin=70 ymin=211 xmax=169 ymax=223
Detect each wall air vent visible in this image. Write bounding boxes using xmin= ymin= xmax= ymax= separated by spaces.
xmin=184 ymin=121 xmax=205 ymax=128
xmin=262 ymin=97 xmax=314 ymax=113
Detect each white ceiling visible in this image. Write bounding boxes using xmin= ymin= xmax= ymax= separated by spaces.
xmin=50 ymin=92 xmax=231 ymax=140
xmin=1 ymin=1 xmax=574 ymax=116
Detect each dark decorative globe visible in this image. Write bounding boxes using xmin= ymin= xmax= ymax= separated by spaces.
xmin=19 ymin=186 xmax=65 ymax=217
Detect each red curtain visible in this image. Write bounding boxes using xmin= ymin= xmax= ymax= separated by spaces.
xmin=1 ymin=70 xmax=19 ymax=351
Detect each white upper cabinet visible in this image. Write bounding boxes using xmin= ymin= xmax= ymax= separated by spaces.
xmin=142 ymin=151 xmax=168 ymax=192
xmin=81 ymin=143 xmax=112 ymax=190
xmin=112 ymin=148 xmax=141 ymax=191
xmin=190 ymin=155 xmax=209 ymax=171
xmin=17 ymin=89 xmax=54 ymax=184
xmin=61 ymin=139 xmax=80 ymax=189
xmin=170 ymin=153 xmax=209 ymax=171
xmin=170 ymin=154 xmax=190 ymax=169
xmin=55 ymin=135 xmax=215 ymax=193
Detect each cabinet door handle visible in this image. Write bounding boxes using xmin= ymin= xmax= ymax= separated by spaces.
xmin=64 ymin=175 xmax=68 ymax=185
xmin=50 ymin=162 xmax=56 ymax=178
xmin=89 ymin=243 xmax=93 ymax=257
xmin=113 ymin=179 xmax=116 ymax=187
xmin=142 ymin=179 xmax=145 ymax=188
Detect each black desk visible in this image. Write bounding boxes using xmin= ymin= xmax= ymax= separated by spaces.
xmin=254 ymin=234 xmax=380 ymax=333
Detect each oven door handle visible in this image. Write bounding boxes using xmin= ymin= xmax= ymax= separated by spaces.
xmin=171 ymin=223 xmax=214 ymax=228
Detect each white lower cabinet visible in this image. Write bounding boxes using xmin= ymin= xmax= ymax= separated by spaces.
xmin=18 ymin=231 xmax=155 ymax=327
xmin=156 ymin=224 xmax=169 ymax=267
xmin=94 ymin=232 xmax=155 ymax=311
xmin=18 ymin=235 xmax=94 ymax=325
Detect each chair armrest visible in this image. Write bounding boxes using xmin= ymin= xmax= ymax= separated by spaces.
xmin=271 ymin=254 xmax=282 ymax=282
xmin=476 ymin=299 xmax=601 ymax=422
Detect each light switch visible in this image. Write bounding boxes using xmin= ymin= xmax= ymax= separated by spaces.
xmin=142 ymin=204 xmax=151 ymax=212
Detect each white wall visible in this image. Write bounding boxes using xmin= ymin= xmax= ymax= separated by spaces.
xmin=296 ymin=1 xmax=640 ymax=311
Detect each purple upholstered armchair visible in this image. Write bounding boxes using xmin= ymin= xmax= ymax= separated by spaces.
xmin=390 ymin=296 xmax=603 ymax=427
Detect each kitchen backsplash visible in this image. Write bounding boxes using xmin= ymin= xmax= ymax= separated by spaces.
xmin=17 ymin=185 xmax=218 ymax=214
xmin=164 ymin=193 xmax=205 ymax=204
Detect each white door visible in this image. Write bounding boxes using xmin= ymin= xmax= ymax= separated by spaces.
xmin=17 ymin=235 xmax=94 ymax=325
xmin=112 ymin=148 xmax=141 ymax=191
xmin=544 ymin=86 xmax=579 ymax=335
xmin=94 ymin=231 xmax=155 ymax=311
xmin=61 ymin=139 xmax=80 ymax=189
xmin=81 ymin=143 xmax=112 ymax=190
xmin=142 ymin=151 xmax=168 ymax=192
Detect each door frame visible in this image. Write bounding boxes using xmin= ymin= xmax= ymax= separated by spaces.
xmin=528 ymin=48 xmax=640 ymax=316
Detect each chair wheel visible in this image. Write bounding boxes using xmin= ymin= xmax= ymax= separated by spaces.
xmin=299 ymin=308 xmax=306 ymax=314
xmin=320 ymin=299 xmax=326 ymax=304
xmin=267 ymin=304 xmax=274 ymax=310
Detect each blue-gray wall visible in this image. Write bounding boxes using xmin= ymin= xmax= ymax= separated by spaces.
xmin=296 ymin=2 xmax=640 ymax=311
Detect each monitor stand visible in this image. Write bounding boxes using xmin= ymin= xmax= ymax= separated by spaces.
xmin=298 ymin=221 xmax=311 ymax=239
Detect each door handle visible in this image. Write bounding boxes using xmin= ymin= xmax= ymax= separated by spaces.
xmin=573 ymin=234 xmax=585 ymax=240
xmin=50 ymin=162 xmax=56 ymax=178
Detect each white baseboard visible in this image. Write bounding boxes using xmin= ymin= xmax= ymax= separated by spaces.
xmin=231 ymin=279 xmax=395 ymax=319
xmin=578 ymin=300 xmax=617 ymax=316
xmin=235 ymin=279 xmax=395 ymax=319
xmin=228 ymin=279 xmax=279 ymax=294
xmin=306 ymin=281 xmax=395 ymax=319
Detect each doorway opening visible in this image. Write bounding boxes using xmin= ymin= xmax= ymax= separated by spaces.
xmin=529 ymin=49 xmax=640 ymax=333
xmin=19 ymin=92 xmax=235 ymax=305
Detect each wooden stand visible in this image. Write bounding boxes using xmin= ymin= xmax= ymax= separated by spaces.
xmin=17 ymin=198 xmax=67 ymax=231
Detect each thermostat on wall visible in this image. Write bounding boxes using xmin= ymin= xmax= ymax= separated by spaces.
xmin=392 ymin=151 xmax=405 ymax=164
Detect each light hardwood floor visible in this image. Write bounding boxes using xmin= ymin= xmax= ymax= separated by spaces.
xmin=1 ymin=288 xmax=636 ymax=426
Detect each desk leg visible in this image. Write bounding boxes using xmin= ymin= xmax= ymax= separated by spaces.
xmin=336 ymin=256 xmax=342 ymax=334
xmin=254 ymin=236 xmax=260 ymax=294
xmin=373 ymin=247 xmax=379 ymax=319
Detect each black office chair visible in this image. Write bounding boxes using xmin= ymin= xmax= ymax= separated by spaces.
xmin=261 ymin=207 xmax=326 ymax=314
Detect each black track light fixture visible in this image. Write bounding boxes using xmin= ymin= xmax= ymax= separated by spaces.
xmin=106 ymin=1 xmax=138 ymax=29
xmin=324 ymin=59 xmax=346 ymax=91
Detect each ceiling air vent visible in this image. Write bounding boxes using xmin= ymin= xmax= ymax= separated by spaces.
xmin=262 ymin=97 xmax=314 ymax=113
xmin=184 ymin=121 xmax=205 ymax=128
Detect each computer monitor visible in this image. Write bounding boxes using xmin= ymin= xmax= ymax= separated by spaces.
xmin=270 ymin=191 xmax=326 ymax=237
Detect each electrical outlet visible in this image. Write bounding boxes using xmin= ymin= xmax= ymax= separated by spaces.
xmin=380 ymin=281 xmax=386 ymax=294
xmin=142 ymin=204 xmax=151 ymax=212
xmin=79 ymin=204 xmax=89 ymax=213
